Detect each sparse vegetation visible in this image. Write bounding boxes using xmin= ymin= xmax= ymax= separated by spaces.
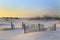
xmin=0 ymin=28 xmax=8 ymax=31
xmin=29 ymin=16 xmax=60 ymax=20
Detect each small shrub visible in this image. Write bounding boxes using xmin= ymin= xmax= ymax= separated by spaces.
xmin=0 ymin=28 xmax=8 ymax=31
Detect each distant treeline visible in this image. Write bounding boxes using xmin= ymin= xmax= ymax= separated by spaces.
xmin=1 ymin=16 xmax=60 ymax=20
xmin=29 ymin=16 xmax=60 ymax=20
xmin=1 ymin=17 xmax=19 ymax=19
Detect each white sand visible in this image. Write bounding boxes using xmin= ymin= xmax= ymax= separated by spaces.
xmin=0 ymin=19 xmax=60 ymax=40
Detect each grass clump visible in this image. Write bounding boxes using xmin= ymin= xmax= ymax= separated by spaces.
xmin=0 ymin=28 xmax=8 ymax=31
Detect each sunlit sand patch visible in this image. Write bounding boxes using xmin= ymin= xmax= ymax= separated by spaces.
xmin=55 ymin=20 xmax=60 ymax=24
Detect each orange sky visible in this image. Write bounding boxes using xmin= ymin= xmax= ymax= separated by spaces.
xmin=0 ymin=8 xmax=58 ymax=18
xmin=0 ymin=8 xmax=33 ymax=18
xmin=0 ymin=8 xmax=43 ymax=18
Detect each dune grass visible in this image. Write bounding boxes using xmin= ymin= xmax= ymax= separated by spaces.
xmin=0 ymin=28 xmax=9 ymax=31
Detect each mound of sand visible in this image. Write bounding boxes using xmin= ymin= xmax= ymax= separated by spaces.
xmin=12 ymin=30 xmax=60 ymax=40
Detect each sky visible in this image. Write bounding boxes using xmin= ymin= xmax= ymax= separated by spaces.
xmin=0 ymin=0 xmax=59 ymax=17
